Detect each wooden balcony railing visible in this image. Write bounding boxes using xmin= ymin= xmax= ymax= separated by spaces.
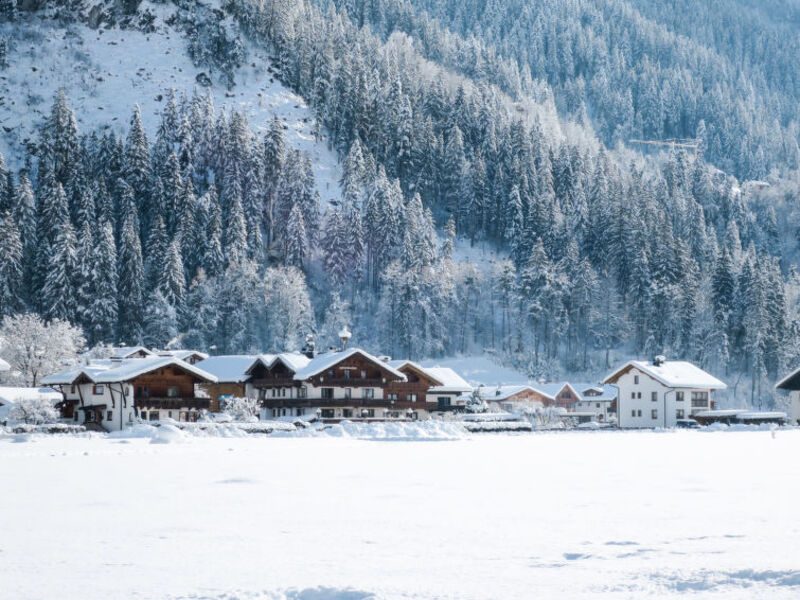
xmin=261 ymin=398 xmax=434 ymax=410
xmin=134 ymin=397 xmax=211 ymax=410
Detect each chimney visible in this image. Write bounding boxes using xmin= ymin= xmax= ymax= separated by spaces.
xmin=653 ymin=355 xmax=666 ymax=367
xmin=338 ymin=327 xmax=352 ymax=350
xmin=302 ymin=334 xmax=316 ymax=359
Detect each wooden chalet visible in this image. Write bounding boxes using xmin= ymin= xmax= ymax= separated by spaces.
xmin=42 ymin=357 xmax=218 ymax=431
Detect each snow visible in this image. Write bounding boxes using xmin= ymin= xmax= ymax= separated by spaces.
xmin=42 ymin=356 xmax=218 ymax=385
xmin=1 ymin=428 xmax=799 ymax=599
xmin=606 ymin=360 xmax=728 ymax=389
xmin=292 ymin=349 xmax=407 ymax=381
xmin=482 ymin=384 xmax=538 ymax=401
xmin=0 ymin=386 xmax=62 ymax=421
xmin=197 ymin=355 xmax=260 ymax=383
xmin=423 ymin=366 xmax=473 ymax=393
xmin=0 ymin=4 xmax=342 ymax=205
xmin=0 ymin=356 xmax=10 ymax=371
xmin=419 ymin=355 xmax=530 ymax=387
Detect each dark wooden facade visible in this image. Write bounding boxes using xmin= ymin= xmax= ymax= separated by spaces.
xmin=385 ymin=363 xmax=440 ymax=405
xmin=131 ymin=365 xmax=209 ymax=412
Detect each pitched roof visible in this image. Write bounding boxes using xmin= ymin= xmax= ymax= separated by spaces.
xmin=197 ymin=355 xmax=261 ymax=383
xmin=484 ymin=385 xmax=540 ymax=401
xmin=42 ymin=356 xmax=218 ymax=385
xmin=604 ymin=360 xmax=727 ymax=389
xmin=775 ymin=366 xmax=800 ymax=391
xmin=292 ymin=348 xmax=406 ymax=381
xmin=109 ymin=346 xmax=155 ymax=359
xmin=425 ymin=367 xmax=473 ymax=393
xmin=157 ymin=349 xmax=210 ymax=361
xmin=269 ymin=352 xmax=311 ymax=373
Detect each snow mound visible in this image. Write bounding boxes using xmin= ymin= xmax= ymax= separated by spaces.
xmin=149 ymin=424 xmax=190 ymax=444
xmin=173 ymin=588 xmax=379 ymax=600
xmin=304 ymin=420 xmax=470 ymax=441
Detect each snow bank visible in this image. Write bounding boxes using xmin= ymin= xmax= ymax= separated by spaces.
xmin=280 ymin=420 xmax=471 ymax=441
xmin=149 ymin=424 xmax=190 ymax=444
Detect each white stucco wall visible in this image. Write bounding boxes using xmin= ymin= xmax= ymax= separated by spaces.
xmin=615 ymin=367 xmax=713 ymax=428
xmin=61 ymin=382 xmax=136 ymax=431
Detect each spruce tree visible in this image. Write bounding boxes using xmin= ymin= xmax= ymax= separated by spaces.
xmin=87 ymin=221 xmax=118 ymax=344
xmin=285 ymin=203 xmax=308 ymax=269
xmin=117 ymin=215 xmax=145 ymax=344
xmin=0 ymin=212 xmax=23 ymax=316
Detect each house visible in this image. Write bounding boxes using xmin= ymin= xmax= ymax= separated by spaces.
xmin=42 ymin=356 xmax=218 ymax=431
xmin=692 ymin=409 xmax=788 ymax=426
xmin=385 ymin=360 xmax=472 ymax=411
xmin=196 ymin=355 xmax=271 ymax=411
xmin=571 ymin=384 xmax=618 ymax=423
xmin=109 ymin=346 xmax=156 ymax=359
xmin=604 ymin=356 xmax=726 ymax=428
xmin=254 ymin=347 xmax=412 ymax=421
xmin=483 ymin=385 xmax=545 ymax=412
xmin=775 ymin=367 xmax=800 ymax=425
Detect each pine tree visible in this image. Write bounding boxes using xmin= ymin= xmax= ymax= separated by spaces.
xmin=142 ymin=291 xmax=177 ymax=349
xmin=285 ymin=203 xmax=308 ymax=269
xmin=41 ymin=221 xmax=77 ymax=323
xmin=123 ymin=105 xmax=151 ymax=213
xmin=86 ymin=221 xmax=118 ymax=344
xmin=0 ymin=212 xmax=23 ymax=316
xmin=322 ymin=208 xmax=348 ymax=288
xmin=117 ymin=215 xmax=145 ymax=344
xmin=0 ymin=0 xmax=17 ymax=22
xmin=145 ymin=214 xmax=169 ymax=289
xmin=74 ymin=220 xmax=95 ymax=331
xmin=158 ymin=240 xmax=186 ymax=309
xmin=223 ymin=190 xmax=248 ymax=267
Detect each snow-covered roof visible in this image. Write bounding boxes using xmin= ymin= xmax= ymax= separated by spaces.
xmin=693 ymin=409 xmax=746 ymax=418
xmin=604 ymin=361 xmax=727 ymax=390
xmin=157 ymin=349 xmax=210 ymax=361
xmin=484 ymin=385 xmax=539 ymax=401
xmin=197 ymin=355 xmax=261 ymax=383
xmin=572 ymin=383 xmax=618 ymax=402
xmin=109 ymin=346 xmax=156 ymax=359
xmin=269 ymin=352 xmax=311 ymax=373
xmin=425 ymin=367 xmax=473 ymax=393
xmin=775 ymin=367 xmax=800 ymax=391
xmin=0 ymin=357 xmax=10 ymax=372
xmin=42 ymin=357 xmax=218 ymax=385
xmin=292 ymin=348 xmax=406 ymax=381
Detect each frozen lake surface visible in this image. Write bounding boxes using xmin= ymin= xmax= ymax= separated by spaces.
xmin=2 ymin=429 xmax=799 ymax=599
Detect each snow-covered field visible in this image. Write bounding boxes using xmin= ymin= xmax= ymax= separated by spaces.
xmin=2 ymin=428 xmax=799 ymax=599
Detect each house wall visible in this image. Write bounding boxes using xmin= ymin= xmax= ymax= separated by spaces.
xmin=60 ymin=382 xmax=136 ymax=432
xmin=791 ymin=391 xmax=800 ymax=426
xmin=385 ymin=366 xmax=437 ymax=403
xmin=615 ymin=367 xmax=713 ymax=428
xmin=262 ymin=405 xmax=431 ymax=421
xmin=200 ymin=382 xmax=249 ymax=412
xmin=575 ymin=400 xmax=614 ymax=422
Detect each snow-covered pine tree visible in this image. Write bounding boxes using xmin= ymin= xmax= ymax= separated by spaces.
xmin=0 ymin=212 xmax=23 ymax=316
xmin=285 ymin=202 xmax=308 ymax=269
xmin=86 ymin=221 xmax=118 ymax=344
xmin=158 ymin=240 xmax=186 ymax=310
xmin=117 ymin=214 xmax=145 ymax=344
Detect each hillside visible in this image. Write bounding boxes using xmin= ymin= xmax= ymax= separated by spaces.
xmin=0 ymin=0 xmax=342 ymax=203
xmin=0 ymin=0 xmax=799 ymax=408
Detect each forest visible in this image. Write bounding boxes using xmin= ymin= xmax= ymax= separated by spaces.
xmin=0 ymin=0 xmax=799 ymax=406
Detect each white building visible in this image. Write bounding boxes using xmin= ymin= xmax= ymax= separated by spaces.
xmin=604 ymin=357 xmax=726 ymax=428
xmin=775 ymin=367 xmax=800 ymax=426
xmin=42 ymin=356 xmax=218 ymax=431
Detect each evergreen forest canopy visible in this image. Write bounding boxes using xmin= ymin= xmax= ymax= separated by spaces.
xmin=1 ymin=0 xmax=800 ymax=406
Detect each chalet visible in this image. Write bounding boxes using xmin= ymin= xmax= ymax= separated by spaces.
xmin=775 ymin=367 xmax=800 ymax=425
xmin=385 ymin=360 xmax=472 ymax=411
xmin=483 ymin=385 xmax=545 ymax=412
xmin=604 ymin=356 xmax=726 ymax=428
xmin=41 ymin=357 xmax=218 ymax=432
xmin=109 ymin=346 xmax=155 ymax=359
xmin=196 ymin=354 xmax=272 ymax=411
xmin=254 ymin=347 xmax=412 ymax=422
xmin=571 ymin=383 xmax=618 ymax=423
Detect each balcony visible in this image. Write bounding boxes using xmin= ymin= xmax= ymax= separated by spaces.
xmin=691 ymin=400 xmax=709 ymax=408
xmin=134 ymin=397 xmax=211 ymax=410
xmin=261 ymin=398 xmax=432 ymax=410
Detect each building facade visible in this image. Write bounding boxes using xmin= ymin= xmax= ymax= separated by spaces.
xmin=775 ymin=367 xmax=800 ymax=426
xmin=605 ymin=358 xmax=726 ymax=428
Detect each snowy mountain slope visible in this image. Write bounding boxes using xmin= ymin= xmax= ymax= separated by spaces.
xmin=0 ymin=2 xmax=342 ymax=204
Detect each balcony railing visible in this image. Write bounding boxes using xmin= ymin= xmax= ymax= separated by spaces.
xmin=691 ymin=400 xmax=709 ymax=408
xmin=134 ymin=397 xmax=211 ymax=410
xmin=261 ymin=398 xmax=433 ymax=410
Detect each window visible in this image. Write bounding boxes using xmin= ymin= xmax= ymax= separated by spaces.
xmin=634 ymin=375 xmax=639 ymax=384
xmin=321 ymin=388 xmax=334 ymax=399
xmin=344 ymin=388 xmax=352 ymax=399
xmin=106 ymin=410 xmax=113 ymax=422
xmin=320 ymin=409 xmax=335 ymax=419
xmin=86 ymin=410 xmax=95 ymax=422
xmin=596 ymin=403 xmax=601 ymax=408
xmin=407 ymin=393 xmax=417 ymax=402
xmin=92 ymin=385 xmax=104 ymax=395
xmin=651 ymin=409 xmax=658 ymax=419
xmin=298 ymin=387 xmax=307 ymax=398
xmin=691 ymin=391 xmax=709 ymax=407
xmin=70 ymin=384 xmax=76 ymax=394
xmin=360 ymin=409 xmax=375 ymax=418
xmin=140 ymin=411 xmax=147 ymax=421
xmin=631 ymin=392 xmax=635 ymax=399
xmin=271 ymin=409 xmax=277 ymax=417
xmin=344 ymin=370 xmax=351 ymax=379
xmin=637 ymin=410 xmax=642 ymax=417
xmin=631 ymin=409 xmax=636 ymax=417
xmin=168 ymin=411 xmax=173 ymax=419
xmin=166 ymin=386 xmax=179 ymax=398
xmin=149 ymin=411 xmax=160 ymax=421
xmin=676 ymin=409 xmax=685 ymax=419
xmin=676 ymin=391 xmax=684 ymax=402
xmin=651 ymin=391 xmax=658 ymax=402
xmin=360 ymin=370 xmax=366 ymax=379
xmin=296 ymin=408 xmax=304 ymax=416
xmin=327 ymin=370 xmax=334 ymax=378
xmin=342 ymin=409 xmax=353 ymax=418
xmin=73 ymin=412 xmax=79 ymax=422
xmin=387 ymin=393 xmax=398 ymax=401
xmin=258 ymin=388 xmax=267 ymax=400
xmin=362 ymin=388 xmax=374 ymax=399
xmin=637 ymin=392 xmax=642 ymax=399
xmin=137 ymin=386 xmax=150 ymax=398
xmin=271 ymin=388 xmax=277 ymax=397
